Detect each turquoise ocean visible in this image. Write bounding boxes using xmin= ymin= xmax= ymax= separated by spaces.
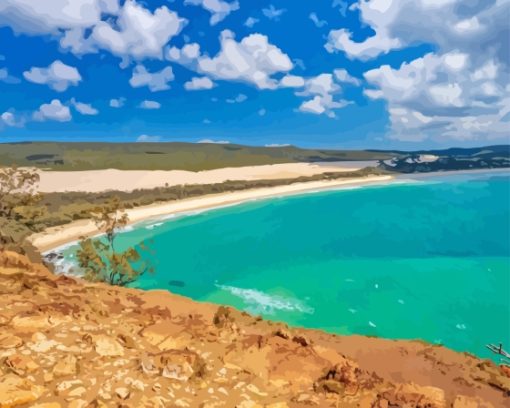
xmin=59 ymin=171 xmax=510 ymax=361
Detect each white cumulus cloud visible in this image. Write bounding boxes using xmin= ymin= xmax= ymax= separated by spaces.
xmin=262 ymin=5 xmax=286 ymax=20
xmin=0 ymin=67 xmax=20 ymax=84
xmin=0 ymin=0 xmax=118 ymax=34
xmin=71 ymin=98 xmax=99 ymax=115
xmin=109 ymin=97 xmax=126 ymax=108
xmin=23 ymin=60 xmax=81 ymax=91
xmin=129 ymin=65 xmax=174 ymax=91
xmin=139 ymin=100 xmax=161 ymax=109
xmin=333 ymin=68 xmax=361 ymax=86
xmin=197 ymin=30 xmax=293 ymax=89
xmin=309 ymin=13 xmax=327 ymax=28
xmin=33 ymin=99 xmax=72 ymax=122
xmin=297 ymin=73 xmax=352 ymax=117
xmin=280 ymin=75 xmax=305 ymax=88
xmin=184 ymin=0 xmax=239 ymax=25
xmin=226 ymin=94 xmax=247 ymax=104
xmin=62 ymin=1 xmax=185 ymax=61
xmin=355 ymin=0 xmax=510 ymax=141
xmin=244 ymin=17 xmax=259 ymax=28
xmin=168 ymin=31 xmax=295 ymax=90
xmin=184 ymin=76 xmax=215 ymax=91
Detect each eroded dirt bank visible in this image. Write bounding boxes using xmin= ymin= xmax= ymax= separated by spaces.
xmin=0 ymin=251 xmax=508 ymax=407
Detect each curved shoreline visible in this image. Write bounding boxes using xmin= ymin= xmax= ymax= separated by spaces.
xmin=30 ymin=167 xmax=510 ymax=254
xmin=30 ymin=174 xmax=395 ymax=253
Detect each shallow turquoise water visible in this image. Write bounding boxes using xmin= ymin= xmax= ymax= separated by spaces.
xmin=61 ymin=171 xmax=510 ymax=360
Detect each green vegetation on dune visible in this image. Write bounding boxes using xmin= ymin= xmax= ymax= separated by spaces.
xmin=0 ymin=142 xmax=395 ymax=171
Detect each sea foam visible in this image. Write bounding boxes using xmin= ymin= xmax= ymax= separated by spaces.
xmin=216 ymin=284 xmax=314 ymax=315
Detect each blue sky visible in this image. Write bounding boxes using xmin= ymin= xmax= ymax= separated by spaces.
xmin=0 ymin=0 xmax=508 ymax=148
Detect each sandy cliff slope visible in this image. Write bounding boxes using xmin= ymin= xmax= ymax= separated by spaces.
xmin=35 ymin=162 xmax=376 ymax=193
xmin=0 ymin=251 xmax=508 ymax=408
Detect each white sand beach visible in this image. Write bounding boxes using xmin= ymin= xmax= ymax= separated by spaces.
xmin=36 ymin=161 xmax=377 ymax=193
xmin=29 ymin=174 xmax=393 ymax=252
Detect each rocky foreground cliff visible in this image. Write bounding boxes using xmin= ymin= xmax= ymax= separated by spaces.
xmin=0 ymin=251 xmax=509 ymax=408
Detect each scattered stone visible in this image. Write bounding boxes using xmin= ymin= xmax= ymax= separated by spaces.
xmin=174 ymin=398 xmax=191 ymax=407
xmin=10 ymin=314 xmax=52 ymax=331
xmin=266 ymin=403 xmax=289 ymax=408
xmin=157 ymin=350 xmax=205 ymax=381
xmin=452 ymin=395 xmax=495 ymax=408
xmin=43 ymin=372 xmax=54 ymax=383
xmin=4 ymin=354 xmax=39 ymax=376
xmin=29 ymin=333 xmax=59 ymax=353
xmin=246 ymin=383 xmax=268 ymax=397
xmin=273 ymin=328 xmax=291 ymax=340
xmin=213 ymin=306 xmax=234 ymax=329
xmin=0 ymin=374 xmax=45 ymax=407
xmin=315 ymin=359 xmax=360 ymax=395
xmin=501 ymin=365 xmax=510 ymax=378
xmin=292 ymin=393 xmax=320 ymax=405
xmin=377 ymin=383 xmax=446 ymax=408
xmin=30 ymin=403 xmax=62 ymax=408
xmin=292 ymin=334 xmax=311 ymax=347
xmin=236 ymin=401 xmax=263 ymax=408
xmin=67 ymin=399 xmax=88 ymax=408
xmin=93 ymin=335 xmax=124 ymax=357
xmin=56 ymin=380 xmax=83 ymax=395
xmin=66 ymin=386 xmax=86 ymax=398
xmin=140 ymin=353 xmax=159 ymax=376
xmin=117 ymin=333 xmax=136 ymax=349
xmin=115 ymin=386 xmax=130 ymax=400
xmin=0 ymin=333 xmax=23 ymax=349
xmin=53 ymin=354 xmax=78 ymax=377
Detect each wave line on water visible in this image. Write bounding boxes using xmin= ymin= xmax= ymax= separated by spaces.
xmin=215 ymin=284 xmax=315 ymax=315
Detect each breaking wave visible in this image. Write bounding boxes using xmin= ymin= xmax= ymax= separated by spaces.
xmin=216 ymin=284 xmax=314 ymax=315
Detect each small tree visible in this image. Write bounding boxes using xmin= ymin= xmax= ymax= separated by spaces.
xmin=0 ymin=166 xmax=41 ymax=220
xmin=76 ymin=197 xmax=152 ymax=286
xmin=0 ymin=166 xmax=44 ymax=250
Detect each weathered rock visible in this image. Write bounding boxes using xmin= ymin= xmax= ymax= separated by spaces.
xmin=266 ymin=403 xmax=289 ymax=408
xmin=501 ymin=365 xmax=510 ymax=378
xmin=4 ymin=354 xmax=39 ymax=376
xmin=10 ymin=314 xmax=52 ymax=331
xmin=117 ymin=333 xmax=137 ymax=349
xmin=273 ymin=328 xmax=291 ymax=340
xmin=235 ymin=401 xmax=263 ymax=408
xmin=93 ymin=335 xmax=124 ymax=357
xmin=213 ymin=306 xmax=234 ymax=329
xmin=292 ymin=393 xmax=320 ymax=405
xmin=315 ymin=358 xmax=360 ymax=395
xmin=474 ymin=361 xmax=510 ymax=393
xmin=292 ymin=334 xmax=310 ymax=347
xmin=29 ymin=403 xmax=62 ymax=408
xmin=139 ymin=353 xmax=159 ymax=376
xmin=377 ymin=383 xmax=446 ymax=408
xmin=0 ymin=374 xmax=45 ymax=407
xmin=55 ymin=379 xmax=83 ymax=396
xmin=115 ymin=387 xmax=130 ymax=399
xmin=29 ymin=332 xmax=59 ymax=353
xmin=66 ymin=386 xmax=86 ymax=398
xmin=53 ymin=354 xmax=78 ymax=377
xmin=155 ymin=350 xmax=205 ymax=381
xmin=0 ymin=333 xmax=23 ymax=349
xmin=67 ymin=399 xmax=88 ymax=408
xmin=452 ymin=395 xmax=495 ymax=408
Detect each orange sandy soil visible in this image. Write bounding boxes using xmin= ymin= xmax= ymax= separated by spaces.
xmin=0 ymin=251 xmax=508 ymax=408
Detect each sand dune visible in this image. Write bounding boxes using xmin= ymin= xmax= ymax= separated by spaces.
xmin=36 ymin=161 xmax=377 ymax=193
